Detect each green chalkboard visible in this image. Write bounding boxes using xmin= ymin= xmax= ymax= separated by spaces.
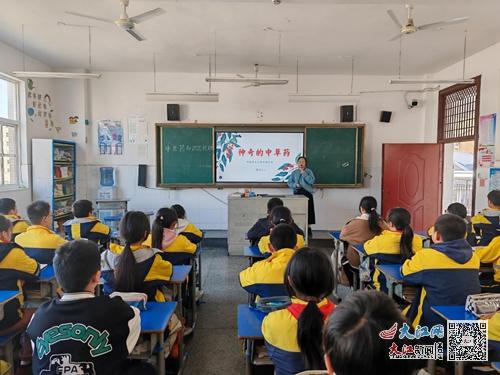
xmin=158 ymin=126 xmax=214 ymax=186
xmin=305 ymin=127 xmax=363 ymax=186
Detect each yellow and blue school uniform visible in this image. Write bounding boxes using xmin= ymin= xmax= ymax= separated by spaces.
xmin=258 ymin=234 xmax=305 ymax=255
xmin=471 ymin=208 xmax=500 ymax=246
xmin=101 ymin=243 xmax=173 ymax=302
xmin=402 ymin=239 xmax=481 ymax=328
xmin=0 ymin=242 xmax=39 ymax=331
xmin=15 ymin=225 xmax=66 ymax=264
xmin=2 ymin=214 xmax=29 ymax=241
xmin=239 ymin=248 xmax=294 ymax=298
xmin=63 ymin=216 xmax=110 ymax=247
xmin=177 ymin=219 xmax=203 ymax=244
xmin=475 ymin=236 xmax=500 ymax=292
xmin=143 ymin=233 xmax=196 ymax=265
xmin=364 ymin=230 xmax=423 ymax=292
xmin=489 ymin=312 xmax=500 ymax=361
xmin=262 ymin=298 xmax=335 ymax=375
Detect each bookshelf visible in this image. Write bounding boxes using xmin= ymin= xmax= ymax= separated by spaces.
xmin=32 ymin=139 xmax=76 ymax=231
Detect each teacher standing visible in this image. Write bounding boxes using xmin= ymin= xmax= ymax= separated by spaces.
xmin=287 ymin=156 xmax=315 ymax=237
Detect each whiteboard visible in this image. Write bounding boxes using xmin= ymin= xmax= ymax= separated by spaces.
xmin=215 ymin=132 xmax=304 ymax=183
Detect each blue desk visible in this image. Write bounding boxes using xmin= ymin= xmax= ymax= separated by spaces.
xmin=430 ymin=305 xmax=477 ymax=321
xmin=39 ymin=264 xmax=55 ymax=281
xmin=329 ymin=230 xmax=341 ymax=241
xmin=137 ymin=302 xmax=178 ymax=375
xmin=168 ymin=265 xmax=192 ymax=324
xmin=243 ymin=246 xmax=265 ymax=266
xmin=25 ymin=265 xmax=57 ymax=302
xmin=0 ymin=290 xmax=21 ymax=321
xmin=376 ymin=263 xmax=404 ymax=299
xmin=492 ymin=362 xmax=500 ymax=372
xmin=238 ymin=304 xmax=270 ymax=375
xmin=352 ymin=243 xmax=366 ymax=256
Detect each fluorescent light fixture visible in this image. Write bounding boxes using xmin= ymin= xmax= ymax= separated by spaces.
xmin=145 ymin=92 xmax=219 ymax=102
xmin=12 ymin=71 xmax=101 ymax=79
xmin=288 ymin=94 xmax=360 ymax=103
xmin=389 ymin=78 xmax=474 ymax=85
xmin=206 ymin=77 xmax=288 ymax=85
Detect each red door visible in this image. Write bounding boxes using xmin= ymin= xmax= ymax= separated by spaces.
xmin=382 ymin=144 xmax=443 ymax=231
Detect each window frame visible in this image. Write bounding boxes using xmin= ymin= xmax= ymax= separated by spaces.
xmin=0 ymin=73 xmax=23 ymax=190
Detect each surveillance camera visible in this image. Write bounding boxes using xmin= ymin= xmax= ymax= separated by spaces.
xmin=407 ymin=99 xmax=419 ymax=109
xmin=272 ymin=0 xmax=282 ymax=5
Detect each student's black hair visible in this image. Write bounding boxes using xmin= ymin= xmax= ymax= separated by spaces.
xmin=72 ymin=199 xmax=93 ymax=218
xmin=171 ymin=204 xmax=186 ymax=219
xmin=0 ymin=216 xmax=12 ymax=233
xmin=270 ymin=223 xmax=297 ymax=250
xmin=434 ymin=214 xmax=466 ymax=242
xmin=488 ymin=190 xmax=500 ymax=207
xmin=446 ymin=202 xmax=467 ymax=219
xmin=323 ymin=290 xmax=420 ymax=375
xmin=27 ymin=200 xmax=51 ymax=224
xmin=285 ymin=247 xmax=334 ymax=370
xmin=269 ymin=206 xmax=294 ymax=227
xmin=54 ymin=240 xmax=100 ymax=293
xmin=114 ymin=211 xmax=150 ymax=293
xmin=0 ymin=198 xmax=16 ymax=215
xmin=359 ymin=196 xmax=382 ymax=235
xmin=152 ymin=207 xmax=178 ymax=250
xmin=387 ymin=207 xmax=414 ymax=261
xmin=267 ymin=197 xmax=284 ymax=214
xmin=297 ymin=156 xmax=307 ymax=166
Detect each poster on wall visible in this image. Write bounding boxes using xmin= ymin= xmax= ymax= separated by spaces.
xmin=478 ymin=113 xmax=496 ymax=167
xmin=128 ymin=116 xmax=148 ymax=144
xmin=98 ymin=120 xmax=123 ymax=155
xmin=215 ymin=132 xmax=304 ymax=182
xmin=26 ymin=78 xmax=59 ymax=132
xmin=490 ymin=168 xmax=500 ymax=191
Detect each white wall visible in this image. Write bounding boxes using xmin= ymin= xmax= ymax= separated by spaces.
xmin=77 ymin=72 xmax=427 ymax=230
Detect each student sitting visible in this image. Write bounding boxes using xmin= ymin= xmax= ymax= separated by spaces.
xmin=143 ymin=208 xmax=196 ymax=265
xmin=258 ymin=206 xmax=305 ymax=254
xmin=475 ymin=236 xmax=500 ymax=293
xmin=0 ymin=198 xmax=29 ymax=241
xmin=323 ymin=290 xmax=421 ymax=375
xmin=471 ymin=189 xmax=500 ymax=246
xmin=364 ymin=208 xmax=422 ymax=292
xmin=262 ymin=247 xmax=335 ymax=375
xmin=402 ymin=214 xmax=481 ymax=328
xmin=239 ymin=224 xmax=296 ymax=298
xmin=15 ymin=200 xmax=66 ymax=264
xmin=171 ymin=204 xmax=203 ymax=244
xmin=27 ymin=240 xmax=155 ymax=375
xmin=340 ymin=196 xmax=386 ymax=285
xmin=247 ymin=197 xmax=283 ymax=246
xmin=0 ymin=216 xmax=39 ymax=337
xmin=428 ymin=202 xmax=475 ymax=245
xmin=101 ymin=211 xmax=172 ymax=301
xmin=63 ymin=199 xmax=110 ymax=248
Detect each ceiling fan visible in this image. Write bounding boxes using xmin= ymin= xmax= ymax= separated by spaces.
xmin=387 ymin=4 xmax=469 ymax=41
xmin=206 ymin=64 xmax=289 ymax=88
xmin=66 ymin=0 xmax=165 ymax=41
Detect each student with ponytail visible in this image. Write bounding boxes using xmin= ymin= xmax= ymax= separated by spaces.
xmin=258 ymin=206 xmax=305 ymax=254
xmin=364 ymin=207 xmax=422 ymax=292
xmin=101 ymin=211 xmax=172 ymax=301
xmin=142 ymin=207 xmax=196 ymax=264
xmin=262 ymin=247 xmax=335 ymax=375
xmin=340 ymin=196 xmax=387 ymax=285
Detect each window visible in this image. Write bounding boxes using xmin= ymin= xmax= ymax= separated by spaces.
xmin=438 ymin=76 xmax=481 ymax=143
xmin=0 ymin=75 xmax=20 ymax=187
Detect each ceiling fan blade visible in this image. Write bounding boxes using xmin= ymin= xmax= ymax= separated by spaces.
xmin=130 ymin=8 xmax=165 ymax=24
xmin=242 ymin=84 xmax=254 ymax=88
xmin=125 ymin=27 xmax=146 ymax=41
xmin=387 ymin=9 xmax=403 ymax=29
xmin=417 ymin=17 xmax=469 ymax=31
xmin=236 ymin=74 xmax=246 ymax=78
xmin=388 ymin=33 xmax=403 ymax=42
xmin=65 ymin=11 xmax=114 ymax=23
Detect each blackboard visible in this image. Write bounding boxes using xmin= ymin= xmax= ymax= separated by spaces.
xmin=305 ymin=127 xmax=363 ymax=186
xmin=157 ymin=126 xmax=214 ymax=186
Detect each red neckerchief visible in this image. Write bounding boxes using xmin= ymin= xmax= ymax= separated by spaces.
xmin=287 ymin=300 xmax=336 ymax=320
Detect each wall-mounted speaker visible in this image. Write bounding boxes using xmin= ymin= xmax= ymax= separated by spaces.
xmin=340 ymin=105 xmax=356 ymax=122
xmin=380 ymin=111 xmax=392 ymax=123
xmin=167 ymin=104 xmax=180 ymax=121
xmin=138 ymin=164 xmax=147 ymax=187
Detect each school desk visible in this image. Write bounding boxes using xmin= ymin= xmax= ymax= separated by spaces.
xmin=133 ymin=301 xmax=178 ymax=375
xmin=168 ymin=265 xmax=193 ymax=326
xmin=329 ymin=230 xmax=341 ymax=241
xmin=243 ymin=245 xmax=265 ymax=266
xmin=0 ymin=291 xmax=21 ymax=320
xmin=492 ymin=362 xmax=500 ymax=372
xmin=25 ymin=264 xmax=58 ymax=305
xmin=376 ymin=263 xmax=404 ymax=299
xmin=237 ymin=304 xmax=270 ymax=375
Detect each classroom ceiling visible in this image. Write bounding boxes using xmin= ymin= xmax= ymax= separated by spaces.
xmin=2 ymin=0 xmax=500 ymax=76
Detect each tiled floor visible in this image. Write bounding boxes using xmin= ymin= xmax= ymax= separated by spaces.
xmin=183 ymin=247 xmax=247 ymax=375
